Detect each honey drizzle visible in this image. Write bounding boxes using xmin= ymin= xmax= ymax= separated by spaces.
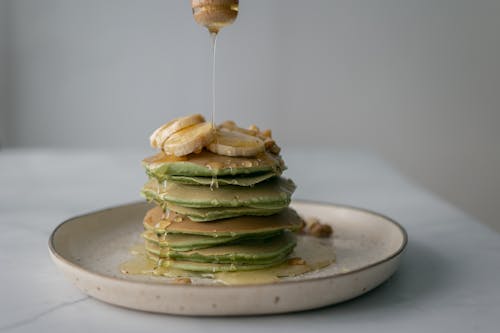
xmin=210 ymin=32 xmax=217 ymax=127
xmin=210 ymin=174 xmax=219 ymax=191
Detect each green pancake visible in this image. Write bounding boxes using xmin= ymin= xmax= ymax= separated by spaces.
xmin=143 ymin=231 xmax=239 ymax=252
xmin=142 ymin=230 xmax=282 ymax=252
xmin=142 ymin=177 xmax=295 ymax=209
xmin=147 ymin=254 xmax=289 ymax=272
xmin=165 ymin=171 xmax=276 ymax=187
xmin=165 ymin=203 xmax=284 ymax=221
xmin=146 ymin=232 xmax=296 ymax=265
xmin=143 ymin=206 xmax=304 ymax=236
xmin=143 ymin=150 xmax=285 ymax=179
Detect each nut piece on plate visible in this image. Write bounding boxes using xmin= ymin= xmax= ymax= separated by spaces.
xmin=172 ymin=277 xmax=192 ymax=285
xmin=304 ymin=217 xmax=333 ymax=238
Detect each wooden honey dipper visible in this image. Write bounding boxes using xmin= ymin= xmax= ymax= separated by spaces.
xmin=191 ymin=0 xmax=239 ymax=34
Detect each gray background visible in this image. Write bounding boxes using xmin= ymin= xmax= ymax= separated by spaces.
xmin=0 ymin=0 xmax=499 ymax=231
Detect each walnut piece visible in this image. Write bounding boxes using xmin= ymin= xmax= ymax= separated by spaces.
xmin=173 ymin=277 xmax=192 ymax=285
xmin=304 ymin=217 xmax=333 ymax=238
xmin=261 ymin=129 xmax=272 ymax=138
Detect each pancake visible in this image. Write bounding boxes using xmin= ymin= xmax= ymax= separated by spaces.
xmin=142 ymin=231 xmax=240 ymax=251
xmin=165 ymin=203 xmax=285 ymax=221
xmin=165 ymin=171 xmax=276 ymax=186
xmin=143 ymin=206 xmax=304 ymax=236
xmin=147 ymin=254 xmax=289 ymax=272
xmin=145 ymin=233 xmax=296 ymax=267
xmin=142 ymin=230 xmax=281 ymax=252
xmin=143 ymin=149 xmax=285 ymax=179
xmin=141 ymin=177 xmax=295 ymax=208
xmin=127 ymin=117 xmax=318 ymax=277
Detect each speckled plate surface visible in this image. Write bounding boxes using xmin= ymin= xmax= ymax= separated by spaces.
xmin=49 ymin=200 xmax=407 ymax=315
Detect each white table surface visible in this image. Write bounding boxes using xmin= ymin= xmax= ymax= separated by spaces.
xmin=1 ymin=148 xmax=499 ymax=333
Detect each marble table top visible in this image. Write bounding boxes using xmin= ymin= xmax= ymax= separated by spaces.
xmin=1 ymin=148 xmax=499 ymax=332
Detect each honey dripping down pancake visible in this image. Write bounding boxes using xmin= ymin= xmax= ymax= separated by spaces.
xmin=120 ymin=115 xmax=336 ymax=284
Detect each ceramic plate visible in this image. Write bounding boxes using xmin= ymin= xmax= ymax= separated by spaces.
xmin=49 ymin=201 xmax=407 ymax=315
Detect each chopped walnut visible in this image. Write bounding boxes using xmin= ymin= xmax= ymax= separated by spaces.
xmin=264 ymin=138 xmax=276 ymax=150
xmin=304 ymin=217 xmax=333 ymax=238
xmin=173 ymin=278 xmax=192 ymax=285
xmin=269 ymin=143 xmax=281 ymax=155
xmin=263 ymin=137 xmax=281 ymax=155
xmin=261 ymin=129 xmax=272 ymax=138
xmin=309 ymin=222 xmax=333 ymax=238
xmin=248 ymin=124 xmax=260 ymax=133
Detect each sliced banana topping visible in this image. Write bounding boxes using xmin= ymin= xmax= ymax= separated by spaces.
xmin=150 ymin=117 xmax=280 ymax=157
xmin=207 ymin=128 xmax=265 ymax=157
xmin=218 ymin=120 xmax=258 ymax=137
xmin=218 ymin=121 xmax=281 ymax=155
xmin=163 ymin=122 xmax=215 ymax=157
xmin=150 ymin=114 xmax=205 ymax=149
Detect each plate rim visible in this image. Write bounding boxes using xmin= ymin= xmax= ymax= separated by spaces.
xmin=48 ymin=199 xmax=408 ymax=288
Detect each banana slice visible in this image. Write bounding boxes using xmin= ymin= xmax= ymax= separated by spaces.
xmin=163 ymin=122 xmax=215 ymax=156
xmin=150 ymin=114 xmax=205 ymax=149
xmin=207 ymin=128 xmax=265 ymax=157
xmin=218 ymin=120 xmax=258 ymax=136
xmin=218 ymin=121 xmax=280 ymax=154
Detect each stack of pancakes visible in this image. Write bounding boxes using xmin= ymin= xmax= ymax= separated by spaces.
xmin=140 ymin=116 xmax=304 ymax=273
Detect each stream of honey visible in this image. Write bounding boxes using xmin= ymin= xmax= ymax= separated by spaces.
xmin=210 ymin=32 xmax=217 ymax=127
xmin=192 ymin=0 xmax=239 ymax=125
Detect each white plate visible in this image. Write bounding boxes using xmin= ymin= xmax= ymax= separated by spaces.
xmin=49 ymin=201 xmax=407 ymax=315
